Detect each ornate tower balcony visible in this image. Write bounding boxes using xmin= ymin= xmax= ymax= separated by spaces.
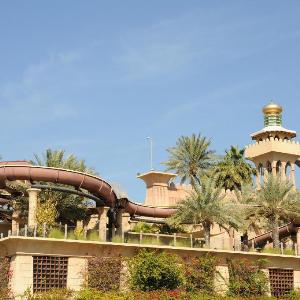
xmin=245 ymin=101 xmax=300 ymax=187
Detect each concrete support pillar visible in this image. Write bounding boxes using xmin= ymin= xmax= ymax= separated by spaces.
xmin=98 ymin=207 xmax=109 ymax=241
xmin=233 ymin=230 xmax=242 ymax=251
xmin=122 ymin=213 xmax=131 ymax=233
xmin=27 ymin=188 xmax=40 ymax=228
xmin=12 ymin=211 xmax=20 ymax=235
xmin=116 ymin=210 xmax=124 ymax=237
xmin=271 ymin=161 xmax=277 ymax=176
xmin=281 ymin=162 xmax=287 ymax=181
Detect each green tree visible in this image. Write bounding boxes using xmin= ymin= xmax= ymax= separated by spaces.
xmin=169 ymin=178 xmax=240 ymax=248
xmin=32 ymin=149 xmax=97 ymax=225
xmin=214 ymin=146 xmax=256 ymax=191
xmin=163 ymin=133 xmax=215 ymax=186
xmin=240 ymin=175 xmax=300 ymax=249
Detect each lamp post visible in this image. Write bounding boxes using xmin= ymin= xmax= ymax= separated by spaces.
xmin=146 ymin=137 xmax=154 ymax=171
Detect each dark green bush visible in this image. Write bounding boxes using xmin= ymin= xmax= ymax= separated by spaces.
xmin=227 ymin=258 xmax=268 ymax=297
xmin=184 ymin=254 xmax=218 ymax=293
xmin=88 ymin=257 xmax=122 ymax=292
xmin=128 ymin=250 xmax=184 ymax=291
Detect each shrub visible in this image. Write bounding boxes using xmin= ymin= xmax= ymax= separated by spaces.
xmin=131 ymin=222 xmax=158 ymax=233
xmin=128 ymin=250 xmax=184 ymax=291
xmin=184 ymin=254 xmax=218 ymax=293
xmin=227 ymin=258 xmax=268 ymax=297
xmin=159 ymin=223 xmax=186 ymax=234
xmin=87 ymin=231 xmax=101 ymax=241
xmin=112 ymin=235 xmax=123 ymax=243
xmin=22 ymin=288 xmax=73 ymax=300
xmin=48 ymin=228 xmax=64 ymax=239
xmin=87 ymin=257 xmax=122 ymax=291
xmin=262 ymin=247 xmax=295 ymax=256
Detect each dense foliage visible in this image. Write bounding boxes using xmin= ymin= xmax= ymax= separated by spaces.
xmin=163 ymin=133 xmax=215 ymax=186
xmin=21 ymin=288 xmax=300 ymax=300
xmin=169 ymin=178 xmax=240 ymax=248
xmin=214 ymin=146 xmax=255 ymax=191
xmin=32 ymin=149 xmax=97 ymax=225
xmin=239 ymin=175 xmax=300 ymax=248
xmin=128 ymin=250 xmax=184 ymax=291
xmin=87 ymin=257 xmax=122 ymax=292
xmin=184 ymin=254 xmax=218 ymax=293
xmin=227 ymin=258 xmax=268 ymax=297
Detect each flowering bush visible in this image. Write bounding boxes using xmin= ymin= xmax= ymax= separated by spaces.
xmin=87 ymin=257 xmax=122 ymax=291
xmin=227 ymin=258 xmax=268 ymax=297
xmin=184 ymin=254 xmax=218 ymax=293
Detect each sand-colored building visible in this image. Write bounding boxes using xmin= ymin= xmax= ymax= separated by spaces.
xmin=1 ymin=101 xmax=300 ymax=298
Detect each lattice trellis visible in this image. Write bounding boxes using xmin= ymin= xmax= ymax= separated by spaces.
xmin=33 ymin=256 xmax=68 ymax=292
xmin=269 ymin=268 xmax=294 ymax=297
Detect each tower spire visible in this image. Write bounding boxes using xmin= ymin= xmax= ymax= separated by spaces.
xmin=262 ymin=101 xmax=283 ymax=127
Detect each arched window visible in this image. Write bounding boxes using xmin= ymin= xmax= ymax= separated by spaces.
xmin=266 ymin=161 xmax=272 ymax=174
xmin=276 ymin=161 xmax=282 ymax=175
xmin=285 ymin=162 xmax=291 ymax=180
xmin=258 ymin=163 xmax=264 ymax=186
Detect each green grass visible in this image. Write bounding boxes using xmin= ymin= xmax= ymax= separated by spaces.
xmin=261 ymin=247 xmax=296 ymax=256
xmin=47 ymin=228 xmax=64 ymax=239
xmin=87 ymin=231 xmax=101 ymax=241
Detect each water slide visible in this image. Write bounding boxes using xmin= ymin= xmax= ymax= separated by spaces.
xmin=0 ymin=162 xmax=298 ymax=245
xmin=0 ymin=161 xmax=176 ymax=218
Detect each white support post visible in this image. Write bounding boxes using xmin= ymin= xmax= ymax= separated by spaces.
xmin=27 ymin=188 xmax=41 ymax=228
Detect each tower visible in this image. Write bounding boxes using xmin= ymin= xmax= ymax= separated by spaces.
xmin=245 ymin=101 xmax=300 ymax=187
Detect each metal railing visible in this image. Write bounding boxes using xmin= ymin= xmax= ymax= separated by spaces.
xmin=1 ymin=224 xmax=298 ymax=255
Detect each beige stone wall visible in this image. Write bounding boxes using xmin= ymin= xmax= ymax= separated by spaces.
xmin=67 ymin=257 xmax=87 ymax=291
xmin=3 ymin=237 xmax=300 ymax=296
xmin=10 ymin=254 xmax=33 ymax=299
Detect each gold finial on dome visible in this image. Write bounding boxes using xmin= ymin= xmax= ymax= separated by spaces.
xmin=262 ymin=101 xmax=283 ymax=115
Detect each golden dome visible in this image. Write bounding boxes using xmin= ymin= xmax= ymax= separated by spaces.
xmin=262 ymin=101 xmax=283 ymax=114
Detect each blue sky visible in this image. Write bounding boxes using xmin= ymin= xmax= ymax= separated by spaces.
xmin=1 ymin=1 xmax=300 ymax=202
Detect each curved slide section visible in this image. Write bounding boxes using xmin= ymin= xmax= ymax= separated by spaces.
xmin=0 ymin=162 xmax=118 ymax=207
xmin=125 ymin=201 xmax=176 ymax=218
xmin=0 ymin=162 xmax=176 ymax=218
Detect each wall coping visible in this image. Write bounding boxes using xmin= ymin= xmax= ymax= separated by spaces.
xmin=0 ymin=236 xmax=299 ymax=260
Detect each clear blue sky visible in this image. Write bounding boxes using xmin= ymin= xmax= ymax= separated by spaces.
xmin=1 ymin=1 xmax=300 ymax=202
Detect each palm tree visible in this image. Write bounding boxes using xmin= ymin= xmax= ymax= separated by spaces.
xmin=32 ymin=149 xmax=96 ymax=174
xmin=31 ymin=149 xmax=97 ymax=225
xmin=169 ymin=178 xmax=241 ymax=248
xmin=240 ymin=175 xmax=300 ymax=249
xmin=214 ymin=146 xmax=256 ymax=191
xmin=163 ymin=134 xmax=215 ymax=186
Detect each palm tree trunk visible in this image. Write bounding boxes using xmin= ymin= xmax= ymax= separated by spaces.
xmin=203 ymin=222 xmax=211 ymax=248
xmin=270 ymin=214 xmax=280 ymax=249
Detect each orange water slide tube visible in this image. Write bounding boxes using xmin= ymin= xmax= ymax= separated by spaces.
xmin=0 ymin=162 xmax=176 ymax=218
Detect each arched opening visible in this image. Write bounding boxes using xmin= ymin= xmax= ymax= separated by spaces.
xmin=258 ymin=163 xmax=264 ymax=186
xmin=266 ymin=161 xmax=272 ymax=174
xmin=276 ymin=161 xmax=282 ymax=175
xmin=275 ymin=135 xmax=279 ymax=141
xmin=285 ymin=162 xmax=291 ymax=181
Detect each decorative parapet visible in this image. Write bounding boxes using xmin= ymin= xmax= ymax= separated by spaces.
xmin=245 ymin=137 xmax=300 ymax=159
